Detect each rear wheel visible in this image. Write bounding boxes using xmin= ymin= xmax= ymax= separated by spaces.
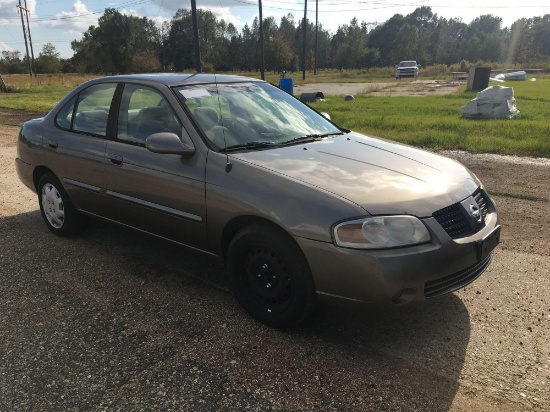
xmin=38 ymin=173 xmax=88 ymax=236
xmin=228 ymin=224 xmax=316 ymax=328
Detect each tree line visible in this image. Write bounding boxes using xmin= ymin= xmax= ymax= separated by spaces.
xmin=2 ymin=6 xmax=550 ymax=74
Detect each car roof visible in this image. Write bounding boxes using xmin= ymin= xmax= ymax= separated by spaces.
xmin=92 ymin=73 xmax=263 ymax=87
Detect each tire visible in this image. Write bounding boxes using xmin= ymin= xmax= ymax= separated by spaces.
xmin=38 ymin=173 xmax=89 ymax=236
xmin=227 ymin=224 xmax=316 ymax=328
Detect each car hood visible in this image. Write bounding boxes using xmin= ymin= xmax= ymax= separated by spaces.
xmin=231 ymin=132 xmax=480 ymax=217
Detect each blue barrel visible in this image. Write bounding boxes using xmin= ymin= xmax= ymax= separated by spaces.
xmin=279 ymin=78 xmax=294 ymax=95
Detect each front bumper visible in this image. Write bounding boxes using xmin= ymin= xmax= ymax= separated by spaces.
xmin=296 ymin=211 xmax=499 ymax=305
xmin=396 ymin=70 xmax=417 ymax=77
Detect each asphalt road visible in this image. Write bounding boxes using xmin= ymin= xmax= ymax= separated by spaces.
xmin=1 ymin=125 xmax=549 ymax=411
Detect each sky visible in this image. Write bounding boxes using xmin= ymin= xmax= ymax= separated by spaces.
xmin=1 ymin=0 xmax=549 ymax=59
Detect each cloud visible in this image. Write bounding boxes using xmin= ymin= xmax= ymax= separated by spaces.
xmin=0 ymin=0 xmax=36 ymax=24
xmin=147 ymin=0 xmax=249 ymax=30
xmin=40 ymin=0 xmax=98 ymax=32
xmin=0 ymin=40 xmax=14 ymax=52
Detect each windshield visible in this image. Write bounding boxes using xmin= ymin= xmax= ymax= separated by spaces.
xmin=399 ymin=61 xmax=417 ymax=67
xmin=175 ymin=82 xmax=341 ymax=150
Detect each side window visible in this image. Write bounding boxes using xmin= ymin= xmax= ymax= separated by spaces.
xmin=117 ymin=84 xmax=182 ymax=144
xmin=73 ymin=83 xmax=117 ymax=136
xmin=55 ymin=95 xmax=77 ymax=130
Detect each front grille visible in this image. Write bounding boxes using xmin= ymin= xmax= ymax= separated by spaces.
xmin=432 ymin=189 xmax=489 ymax=239
xmin=473 ymin=191 xmax=488 ymax=220
xmin=432 ymin=204 xmax=471 ymax=238
xmin=424 ymin=253 xmax=493 ymax=298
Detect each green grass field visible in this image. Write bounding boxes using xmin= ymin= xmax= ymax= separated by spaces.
xmin=312 ymin=79 xmax=550 ymax=158
xmin=1 ymin=73 xmax=549 ymax=157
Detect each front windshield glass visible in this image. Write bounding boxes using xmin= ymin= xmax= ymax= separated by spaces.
xmin=175 ymin=82 xmax=341 ymax=150
xmin=399 ymin=61 xmax=416 ymax=67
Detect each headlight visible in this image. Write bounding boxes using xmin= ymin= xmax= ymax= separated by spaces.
xmin=333 ymin=216 xmax=430 ymax=249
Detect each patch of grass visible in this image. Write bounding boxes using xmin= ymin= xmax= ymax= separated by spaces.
xmin=311 ymin=78 xmax=550 ymax=158
xmin=0 ymin=74 xmax=98 ymax=112
xmin=489 ymin=190 xmax=546 ymax=202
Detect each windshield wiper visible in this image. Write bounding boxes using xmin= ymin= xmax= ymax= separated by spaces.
xmin=283 ymin=131 xmax=345 ymax=146
xmin=220 ymin=141 xmax=280 ymax=152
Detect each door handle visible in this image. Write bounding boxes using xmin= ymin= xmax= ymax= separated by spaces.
xmin=45 ymin=139 xmax=58 ymax=149
xmin=109 ymin=154 xmax=123 ymax=166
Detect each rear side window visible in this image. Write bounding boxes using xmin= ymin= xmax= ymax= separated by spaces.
xmin=55 ymin=95 xmax=77 ymax=130
xmin=66 ymin=83 xmax=117 ymax=136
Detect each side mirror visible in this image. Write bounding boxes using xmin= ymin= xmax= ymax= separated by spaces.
xmin=320 ymin=112 xmax=331 ymax=120
xmin=395 ymin=65 xmax=398 ymax=68
xmin=418 ymin=64 xmax=422 ymax=68
xmin=146 ymin=132 xmax=195 ymax=157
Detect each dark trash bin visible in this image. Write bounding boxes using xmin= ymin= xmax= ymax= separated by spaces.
xmin=300 ymin=91 xmax=325 ymax=102
xmin=467 ymin=67 xmax=491 ymax=91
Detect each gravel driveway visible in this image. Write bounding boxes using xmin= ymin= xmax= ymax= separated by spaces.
xmin=294 ymin=80 xmax=464 ymax=97
xmin=1 ymin=122 xmax=548 ymax=411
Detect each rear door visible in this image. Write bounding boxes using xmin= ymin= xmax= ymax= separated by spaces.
xmin=41 ymin=82 xmax=118 ymax=215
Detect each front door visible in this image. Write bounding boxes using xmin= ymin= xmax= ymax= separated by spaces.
xmin=103 ymin=83 xmax=208 ymax=250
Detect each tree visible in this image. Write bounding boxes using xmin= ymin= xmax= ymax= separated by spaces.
xmin=434 ymin=18 xmax=468 ymax=65
xmin=464 ymin=15 xmax=504 ymax=62
xmin=0 ymin=50 xmax=25 ymax=74
xmin=390 ymin=24 xmax=419 ymax=63
xmin=271 ymin=32 xmax=294 ymax=71
xmin=367 ymin=14 xmax=406 ymax=66
xmin=332 ymin=18 xmax=368 ymax=69
xmin=531 ymin=15 xmax=550 ymax=60
xmin=505 ymin=19 xmax=534 ymax=65
xmin=71 ymin=8 xmax=160 ymax=73
xmin=35 ymin=43 xmax=62 ymax=73
xmin=132 ymin=49 xmax=161 ymax=72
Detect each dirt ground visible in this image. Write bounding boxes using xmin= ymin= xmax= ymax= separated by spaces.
xmin=295 ymin=79 xmax=465 ymax=97
xmin=1 ymin=114 xmax=549 ymax=411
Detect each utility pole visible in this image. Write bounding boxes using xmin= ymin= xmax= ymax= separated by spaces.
xmin=314 ymin=0 xmax=318 ymax=75
xmin=16 ymin=0 xmax=33 ymax=77
xmin=259 ymin=0 xmax=265 ymax=80
xmin=190 ymin=0 xmax=202 ymax=73
xmin=24 ymin=0 xmax=36 ymax=77
xmin=302 ymin=0 xmax=307 ymax=81
xmin=161 ymin=24 xmax=166 ymax=72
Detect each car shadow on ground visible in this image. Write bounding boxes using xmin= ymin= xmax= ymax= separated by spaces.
xmin=2 ymin=212 xmax=471 ymax=410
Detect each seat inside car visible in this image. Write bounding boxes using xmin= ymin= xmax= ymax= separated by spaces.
xmin=134 ymin=106 xmax=175 ymax=142
xmin=193 ymin=107 xmax=219 ymax=131
xmin=195 ymin=106 xmax=246 ymax=148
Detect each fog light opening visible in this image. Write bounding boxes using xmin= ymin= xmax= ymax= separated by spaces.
xmin=392 ymin=288 xmax=416 ymax=305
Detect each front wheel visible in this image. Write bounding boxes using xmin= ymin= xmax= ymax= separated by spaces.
xmin=227 ymin=224 xmax=316 ymax=328
xmin=38 ymin=173 xmax=88 ymax=236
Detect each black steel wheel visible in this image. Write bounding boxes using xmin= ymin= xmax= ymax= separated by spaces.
xmin=228 ymin=224 xmax=316 ymax=328
xmin=38 ymin=173 xmax=88 ymax=236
